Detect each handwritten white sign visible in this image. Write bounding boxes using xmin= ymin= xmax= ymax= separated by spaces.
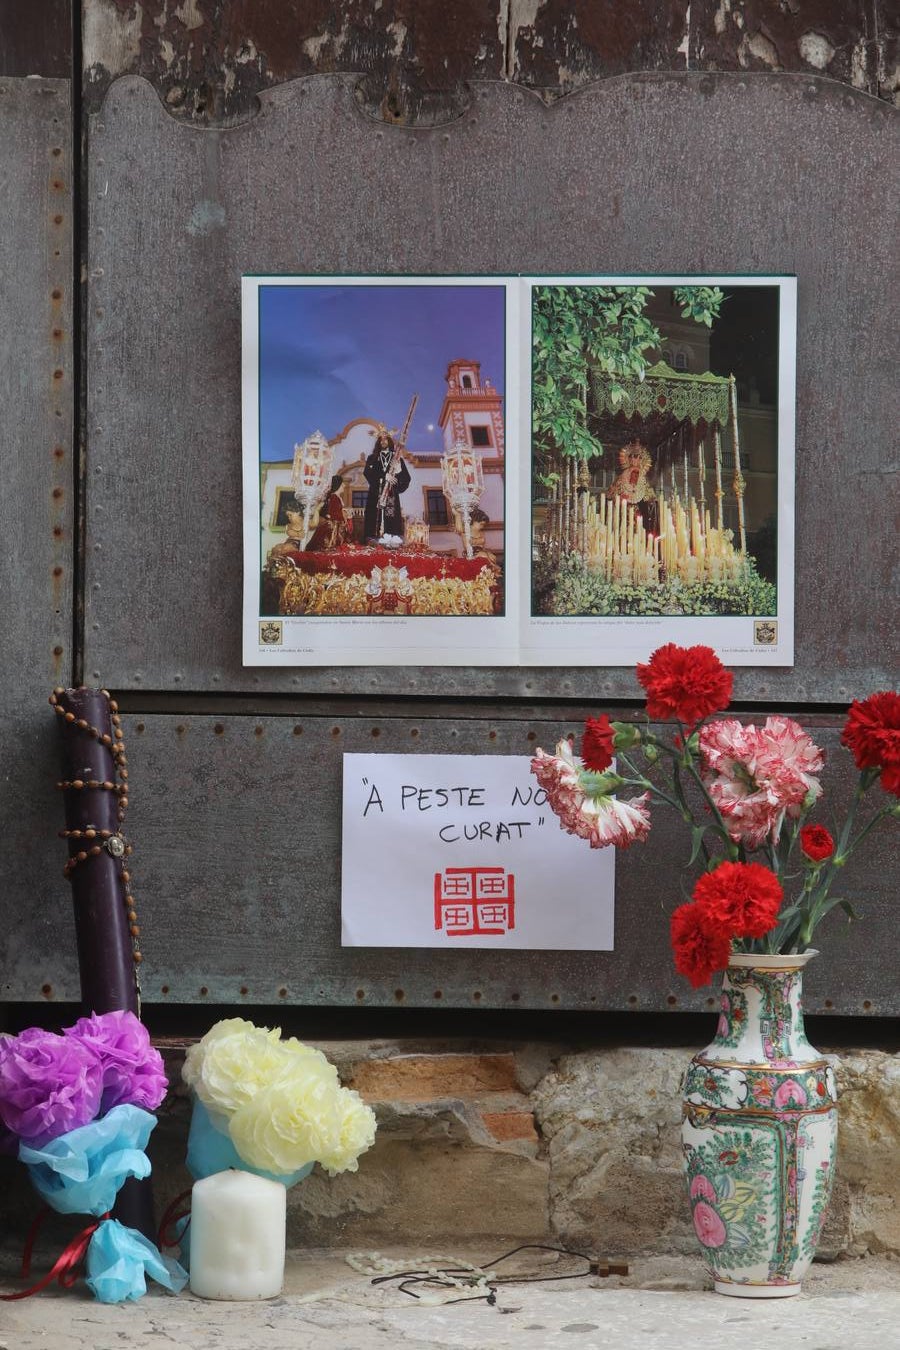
xmin=341 ymin=753 xmax=614 ymax=950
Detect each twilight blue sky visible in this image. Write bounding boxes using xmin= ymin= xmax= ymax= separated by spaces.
xmin=258 ymin=283 xmax=506 ymax=462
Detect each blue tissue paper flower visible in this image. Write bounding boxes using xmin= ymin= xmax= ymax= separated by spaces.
xmin=86 ymin=1220 xmax=188 ymax=1303
xmin=18 ymin=1103 xmax=155 ymax=1216
xmin=187 ymin=1098 xmax=313 ymax=1188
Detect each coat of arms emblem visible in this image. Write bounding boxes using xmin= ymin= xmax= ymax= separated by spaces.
xmin=259 ymin=620 xmax=283 ymax=645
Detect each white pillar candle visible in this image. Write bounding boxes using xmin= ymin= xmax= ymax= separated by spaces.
xmin=189 ymin=1170 xmax=287 ymax=1301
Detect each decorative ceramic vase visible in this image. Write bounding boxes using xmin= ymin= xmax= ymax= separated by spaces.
xmin=681 ymin=951 xmax=837 ymax=1297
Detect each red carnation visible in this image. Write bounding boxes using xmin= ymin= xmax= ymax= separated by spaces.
xmin=841 ymin=691 xmax=900 ymax=796
xmin=636 ymin=644 xmax=733 ymax=726
xmin=582 ymin=715 xmax=615 ymax=773
xmin=692 ymin=861 xmax=783 ymax=940
xmin=671 ymin=903 xmax=733 ymax=988
xmin=800 ymin=824 xmax=835 ymax=863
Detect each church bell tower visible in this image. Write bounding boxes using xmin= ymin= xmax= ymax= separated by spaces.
xmin=438 ymin=359 xmax=504 ymax=458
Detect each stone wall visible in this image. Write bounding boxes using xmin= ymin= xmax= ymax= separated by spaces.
xmin=145 ymin=1040 xmax=900 ymax=1259
xmin=3 ymin=1038 xmax=896 ymax=1260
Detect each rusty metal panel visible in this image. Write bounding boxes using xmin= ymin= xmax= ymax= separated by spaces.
xmin=0 ymin=76 xmax=77 ymax=1002
xmin=84 ymin=73 xmax=898 ymax=700
xmin=6 ymin=712 xmax=895 ymax=1015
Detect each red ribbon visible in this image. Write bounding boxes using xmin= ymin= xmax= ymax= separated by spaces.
xmin=0 ymin=1208 xmax=110 ymax=1300
xmin=157 ymin=1187 xmax=192 ymax=1250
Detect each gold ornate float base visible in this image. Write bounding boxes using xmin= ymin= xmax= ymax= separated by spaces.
xmin=266 ymin=559 xmax=498 ymax=617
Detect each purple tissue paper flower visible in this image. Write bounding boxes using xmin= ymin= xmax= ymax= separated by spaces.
xmin=64 ymin=1011 xmax=168 ymax=1113
xmin=0 ymin=1028 xmax=103 ymax=1146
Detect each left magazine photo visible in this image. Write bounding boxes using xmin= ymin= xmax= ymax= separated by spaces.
xmin=242 ymin=276 xmax=520 ymax=667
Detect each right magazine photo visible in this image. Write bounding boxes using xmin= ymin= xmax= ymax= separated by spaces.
xmin=525 ymin=276 xmax=795 ymax=667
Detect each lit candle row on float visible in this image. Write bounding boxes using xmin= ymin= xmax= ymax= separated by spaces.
xmin=579 ymin=491 xmax=746 ymax=586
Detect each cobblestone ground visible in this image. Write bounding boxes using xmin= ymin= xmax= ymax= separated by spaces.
xmin=3 ymin=1251 xmax=900 ymax=1350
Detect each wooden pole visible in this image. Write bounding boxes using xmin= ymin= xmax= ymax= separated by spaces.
xmin=51 ymin=687 xmax=156 ymax=1240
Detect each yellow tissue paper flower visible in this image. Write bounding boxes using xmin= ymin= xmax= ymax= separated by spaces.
xmin=195 ymin=1032 xmax=297 ymax=1115
xmin=183 ymin=1017 xmax=377 ymax=1176
xmin=182 ymin=1018 xmax=278 ymax=1092
xmin=317 ymin=1089 xmax=378 ymax=1177
xmin=184 ymin=1020 xmax=328 ymax=1116
xmin=228 ymin=1058 xmax=345 ymax=1174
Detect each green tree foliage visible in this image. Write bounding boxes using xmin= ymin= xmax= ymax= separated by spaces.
xmin=532 ymin=284 xmax=725 ymax=460
xmin=671 ymin=285 xmax=725 ymax=328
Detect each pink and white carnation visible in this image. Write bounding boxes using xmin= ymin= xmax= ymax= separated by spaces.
xmin=531 ymin=740 xmax=651 ymax=850
xmin=581 ymin=791 xmax=652 ymax=849
xmin=700 ymin=721 xmax=783 ymax=847
xmin=753 ymin=716 xmax=824 ymax=812
xmin=531 ymin=740 xmax=586 ymax=831
xmin=700 ymin=717 xmax=824 ymax=848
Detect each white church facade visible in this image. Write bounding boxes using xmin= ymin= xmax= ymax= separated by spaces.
xmin=260 ymin=358 xmax=505 ymax=560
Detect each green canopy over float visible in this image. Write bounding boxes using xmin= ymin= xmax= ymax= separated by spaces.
xmin=542 ymin=359 xmax=746 ymax=562
xmin=591 ymin=360 xmax=732 ymax=430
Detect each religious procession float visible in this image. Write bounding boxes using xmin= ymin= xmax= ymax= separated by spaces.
xmin=263 ymin=399 xmax=502 ymax=619
xmin=533 ymin=360 xmax=777 ymax=619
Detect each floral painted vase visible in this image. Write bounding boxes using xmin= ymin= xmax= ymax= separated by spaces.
xmin=681 ymin=952 xmax=837 ymax=1297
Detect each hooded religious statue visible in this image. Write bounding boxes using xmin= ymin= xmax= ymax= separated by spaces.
xmin=363 ymin=426 xmax=411 ymax=542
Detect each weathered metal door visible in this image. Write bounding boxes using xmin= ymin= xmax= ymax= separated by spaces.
xmin=2 ymin=2 xmax=897 ymax=1015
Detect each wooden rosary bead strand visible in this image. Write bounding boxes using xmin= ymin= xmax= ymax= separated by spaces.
xmin=52 ymin=687 xmax=143 ymax=981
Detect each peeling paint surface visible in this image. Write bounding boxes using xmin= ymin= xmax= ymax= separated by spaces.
xmin=83 ymin=0 xmax=145 ymax=77
xmin=693 ymin=0 xmax=895 ymax=101
xmin=512 ymin=0 xmax=693 ymax=89
xmin=798 ymin=31 xmax=836 ymax=71
xmin=174 ymin=0 xmax=205 ymax=30
xmin=80 ymin=0 xmax=899 ymax=122
xmin=741 ymin=29 xmax=780 ymax=70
